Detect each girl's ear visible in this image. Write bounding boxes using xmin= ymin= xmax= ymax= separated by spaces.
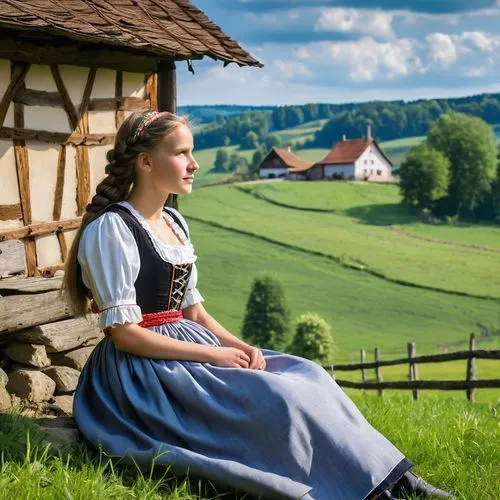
xmin=136 ymin=152 xmax=153 ymax=173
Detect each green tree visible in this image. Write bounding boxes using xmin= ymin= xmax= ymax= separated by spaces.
xmin=214 ymin=148 xmax=229 ymax=173
xmin=399 ymin=144 xmax=450 ymax=209
xmin=288 ymin=313 xmax=335 ymax=365
xmin=427 ymin=112 xmax=497 ymax=214
xmin=241 ymin=274 xmax=290 ymax=350
xmin=250 ymin=147 xmax=266 ymax=175
xmin=241 ymin=131 xmax=260 ymax=150
xmin=263 ymin=134 xmax=281 ymax=151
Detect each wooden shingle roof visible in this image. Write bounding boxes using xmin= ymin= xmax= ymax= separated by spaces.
xmin=0 ymin=0 xmax=262 ymax=67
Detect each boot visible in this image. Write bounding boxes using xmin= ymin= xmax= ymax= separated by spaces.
xmin=391 ymin=471 xmax=452 ymax=498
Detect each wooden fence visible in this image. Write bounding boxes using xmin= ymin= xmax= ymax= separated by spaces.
xmin=325 ymin=334 xmax=500 ymax=402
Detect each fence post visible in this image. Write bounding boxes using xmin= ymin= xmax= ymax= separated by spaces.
xmin=360 ymin=349 xmax=366 ymax=384
xmin=466 ymin=333 xmax=477 ymax=402
xmin=374 ymin=347 xmax=383 ymax=397
xmin=407 ymin=342 xmax=419 ymax=400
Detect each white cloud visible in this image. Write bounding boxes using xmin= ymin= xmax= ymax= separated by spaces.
xmin=315 ymin=8 xmax=394 ymax=38
xmin=327 ymin=37 xmax=423 ymax=81
xmin=274 ymin=59 xmax=312 ymax=79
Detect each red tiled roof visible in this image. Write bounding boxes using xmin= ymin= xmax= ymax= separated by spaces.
xmin=318 ymin=138 xmax=392 ymax=166
xmin=0 ymin=0 xmax=262 ymax=67
xmin=272 ymin=148 xmax=312 ymax=171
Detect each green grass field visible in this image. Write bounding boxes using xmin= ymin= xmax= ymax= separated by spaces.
xmin=1 ymin=393 xmax=498 ymax=499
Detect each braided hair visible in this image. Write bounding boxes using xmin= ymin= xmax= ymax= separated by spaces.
xmin=62 ymin=111 xmax=189 ymax=317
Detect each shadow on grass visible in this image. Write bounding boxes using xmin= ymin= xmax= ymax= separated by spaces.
xmin=0 ymin=412 xmax=259 ymax=500
xmin=345 ymin=203 xmax=418 ymax=226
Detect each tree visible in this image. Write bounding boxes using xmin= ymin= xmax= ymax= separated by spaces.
xmin=250 ymin=147 xmax=266 ymax=175
xmin=288 ymin=313 xmax=335 ymax=365
xmin=263 ymin=134 xmax=281 ymax=151
xmin=214 ymin=148 xmax=229 ymax=173
xmin=241 ymin=131 xmax=260 ymax=150
xmin=241 ymin=274 xmax=290 ymax=350
xmin=399 ymin=144 xmax=450 ymax=209
xmin=427 ymin=112 xmax=497 ymax=214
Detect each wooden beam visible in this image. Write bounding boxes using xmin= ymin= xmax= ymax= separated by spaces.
xmin=76 ymin=145 xmax=91 ymax=215
xmin=13 ymin=142 xmax=31 ymax=224
xmin=14 ymin=88 xmax=64 ymax=107
xmin=52 ymin=146 xmax=66 ymax=221
xmin=50 ymin=65 xmax=79 ymax=130
xmin=0 ymin=127 xmax=115 ymax=145
xmin=0 ymin=204 xmax=22 ymax=221
xmin=89 ymin=97 xmax=150 ymax=112
xmin=0 ymin=217 xmax=82 ymax=242
xmin=158 ymin=61 xmax=175 ymax=112
xmin=57 ymin=231 xmax=68 ymax=262
xmin=78 ymin=68 xmax=97 ymax=129
xmin=0 ymin=62 xmax=29 ymax=127
xmin=146 ymin=71 xmax=159 ymax=112
xmin=115 ymin=71 xmax=124 ymax=129
xmin=24 ymin=237 xmax=37 ymax=277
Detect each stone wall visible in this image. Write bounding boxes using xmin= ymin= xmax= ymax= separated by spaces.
xmin=0 ymin=275 xmax=102 ymax=416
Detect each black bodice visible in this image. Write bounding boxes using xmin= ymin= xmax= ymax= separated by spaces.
xmin=105 ymin=204 xmax=193 ymax=314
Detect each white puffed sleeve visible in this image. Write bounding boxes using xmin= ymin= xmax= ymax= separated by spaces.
xmin=77 ymin=212 xmax=143 ymax=328
xmin=181 ymin=262 xmax=205 ymax=309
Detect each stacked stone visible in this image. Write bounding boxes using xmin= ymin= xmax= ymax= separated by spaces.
xmin=0 ymin=275 xmax=102 ymax=416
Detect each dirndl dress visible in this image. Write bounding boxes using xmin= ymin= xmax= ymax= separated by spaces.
xmin=74 ymin=200 xmax=411 ymax=500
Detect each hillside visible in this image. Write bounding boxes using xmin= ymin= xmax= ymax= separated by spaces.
xmin=179 ymin=182 xmax=500 ymax=364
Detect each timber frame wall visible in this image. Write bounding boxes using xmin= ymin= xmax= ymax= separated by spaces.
xmin=0 ymin=36 xmax=176 ymax=278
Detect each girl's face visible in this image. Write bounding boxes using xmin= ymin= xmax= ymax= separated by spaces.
xmin=147 ymin=124 xmax=199 ymax=196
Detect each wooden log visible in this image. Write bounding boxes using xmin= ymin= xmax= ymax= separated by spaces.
xmin=335 ymin=379 xmax=500 ymax=391
xmin=328 ymin=349 xmax=500 ymax=370
xmin=14 ymin=88 xmax=64 ymax=107
xmin=0 ymin=218 xmax=82 ymax=242
xmin=158 ymin=61 xmax=175 ymax=112
xmin=0 ymin=240 xmax=26 ymax=277
xmin=146 ymin=72 xmax=159 ymax=112
xmin=77 ymin=68 xmax=96 ymax=130
xmin=466 ymin=333 xmax=477 ymax=402
xmin=52 ymin=146 xmax=66 ymax=221
xmin=374 ymin=347 xmax=383 ymax=396
xmin=0 ymin=276 xmax=62 ymax=295
xmin=0 ymin=62 xmax=29 ymax=127
xmin=50 ymin=65 xmax=79 ymax=130
xmin=0 ymin=290 xmax=70 ymax=338
xmin=407 ymin=342 xmax=419 ymax=400
xmin=57 ymin=231 xmax=68 ymax=262
xmin=0 ymin=127 xmax=115 ymax=146
xmin=13 ymin=141 xmax=31 ymax=224
xmin=0 ymin=204 xmax=22 ymax=221
xmin=76 ymin=145 xmax=91 ymax=215
xmin=89 ymin=97 xmax=151 ymax=112
xmin=39 ymin=263 xmax=65 ymax=278
xmin=15 ymin=317 xmax=101 ymax=352
xmin=24 ymin=237 xmax=37 ymax=277
xmin=360 ymin=349 xmax=366 ymax=383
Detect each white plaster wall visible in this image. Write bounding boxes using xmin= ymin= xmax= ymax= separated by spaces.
xmin=25 ymin=65 xmax=58 ymax=91
xmin=88 ymin=110 xmax=116 ymax=134
xmin=27 ymin=142 xmax=59 ymax=223
xmin=259 ymin=167 xmax=288 ymax=178
xmin=324 ymin=164 xmax=355 ymax=178
xmin=0 ymin=140 xmax=20 ymax=204
xmin=355 ymin=144 xmax=392 ymax=179
xmin=91 ymin=68 xmax=116 ymax=99
xmin=60 ymin=146 xmax=78 ymax=220
xmin=0 ymin=219 xmax=23 ymax=230
xmin=88 ymin=145 xmax=113 ymax=196
xmin=25 ymin=106 xmax=73 ymax=133
xmin=123 ymin=72 xmax=146 ymax=98
xmin=0 ymin=59 xmax=14 ymax=127
xmin=58 ymin=65 xmax=90 ymax=107
xmin=35 ymin=234 xmax=62 ymax=267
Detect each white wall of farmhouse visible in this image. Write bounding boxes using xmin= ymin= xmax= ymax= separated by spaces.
xmin=259 ymin=167 xmax=288 ymax=178
xmin=354 ymin=144 xmax=392 ymax=180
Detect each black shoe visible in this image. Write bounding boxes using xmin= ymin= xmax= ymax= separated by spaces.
xmin=391 ymin=471 xmax=452 ymax=498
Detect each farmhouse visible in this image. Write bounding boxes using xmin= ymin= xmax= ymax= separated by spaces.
xmin=0 ymin=0 xmax=261 ymax=278
xmin=259 ymin=147 xmax=312 ymax=179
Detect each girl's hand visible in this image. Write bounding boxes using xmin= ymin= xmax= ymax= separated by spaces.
xmin=247 ymin=346 xmax=266 ymax=371
xmin=209 ymin=347 xmax=251 ymax=368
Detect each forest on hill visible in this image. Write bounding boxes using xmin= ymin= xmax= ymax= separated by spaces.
xmin=186 ymin=93 xmax=500 ymax=150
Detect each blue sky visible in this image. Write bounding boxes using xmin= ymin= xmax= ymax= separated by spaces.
xmin=177 ymin=1 xmax=500 ymax=106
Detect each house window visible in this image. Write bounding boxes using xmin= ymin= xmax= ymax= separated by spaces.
xmin=377 ymin=170 xmax=382 ymax=176
xmin=371 ymin=160 xmax=374 ymax=164
xmin=364 ymin=159 xmax=368 ymax=164
xmin=370 ymin=170 xmax=373 ymax=174
xmin=363 ymin=169 xmax=367 ymax=174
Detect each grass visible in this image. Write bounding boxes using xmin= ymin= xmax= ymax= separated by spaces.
xmin=1 ymin=393 xmax=498 ymax=499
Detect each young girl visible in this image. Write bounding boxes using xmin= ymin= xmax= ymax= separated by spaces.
xmin=63 ymin=111 xmax=451 ymax=500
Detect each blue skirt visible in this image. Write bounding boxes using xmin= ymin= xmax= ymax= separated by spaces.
xmin=74 ymin=319 xmax=410 ymax=499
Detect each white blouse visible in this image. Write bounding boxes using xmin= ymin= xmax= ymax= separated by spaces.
xmin=77 ymin=201 xmax=204 ymax=329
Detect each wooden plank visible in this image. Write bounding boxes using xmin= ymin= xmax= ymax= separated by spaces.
xmin=0 ymin=62 xmax=29 ymax=127
xmin=115 ymin=71 xmax=124 ymax=129
xmin=50 ymin=65 xmax=79 ymax=130
xmin=89 ymin=97 xmax=150 ymax=112
xmin=0 ymin=217 xmax=82 ymax=242
xmin=407 ymin=342 xmax=419 ymax=400
xmin=0 ymin=240 xmax=26 ymax=277
xmin=146 ymin=71 xmax=159 ymax=112
xmin=335 ymin=379 xmax=500 ymax=391
xmin=56 ymin=231 xmax=68 ymax=262
xmin=0 ymin=290 xmax=70 ymax=338
xmin=13 ymin=141 xmax=31 ymax=224
xmin=24 ymin=237 xmax=37 ymax=277
xmin=0 ymin=127 xmax=115 ymax=145
xmin=52 ymin=146 xmax=66 ymax=221
xmin=0 ymin=276 xmax=62 ymax=294
xmin=14 ymin=88 xmax=64 ymax=107
xmin=0 ymin=204 xmax=22 ymax=221
xmin=76 ymin=145 xmax=91 ymax=215
xmin=466 ymin=333 xmax=477 ymax=402
xmin=158 ymin=61 xmax=175 ymax=112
